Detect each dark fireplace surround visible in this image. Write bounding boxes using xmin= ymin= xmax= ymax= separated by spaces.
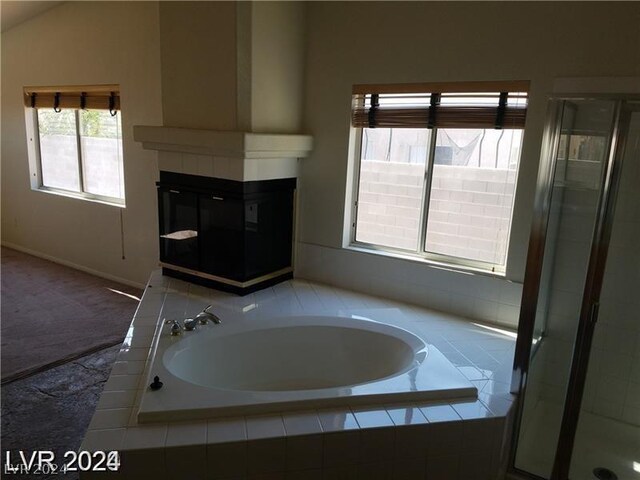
xmin=157 ymin=171 xmax=296 ymax=295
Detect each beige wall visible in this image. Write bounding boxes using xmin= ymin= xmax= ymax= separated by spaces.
xmin=250 ymin=2 xmax=306 ymax=133
xmin=159 ymin=1 xmax=237 ymax=130
xmin=299 ymin=1 xmax=640 ymax=284
xmin=158 ymin=1 xmax=304 ymax=133
xmin=1 ymin=1 xmax=163 ymax=286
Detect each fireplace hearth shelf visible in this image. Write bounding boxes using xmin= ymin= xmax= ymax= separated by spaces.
xmin=133 ymin=126 xmax=313 ymax=158
xmin=133 ymin=126 xmax=313 ymax=182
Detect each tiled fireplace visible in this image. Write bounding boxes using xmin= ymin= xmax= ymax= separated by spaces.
xmin=133 ymin=126 xmax=313 ymax=294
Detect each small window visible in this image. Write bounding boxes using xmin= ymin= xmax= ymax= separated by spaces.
xmin=350 ymin=81 xmax=528 ymax=273
xmin=24 ymin=85 xmax=125 ymax=206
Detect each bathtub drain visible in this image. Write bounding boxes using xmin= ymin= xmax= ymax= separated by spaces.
xmin=593 ymin=467 xmax=617 ymax=480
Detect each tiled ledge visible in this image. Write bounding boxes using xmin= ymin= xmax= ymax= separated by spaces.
xmin=133 ymin=127 xmax=313 ymax=182
xmin=81 ymin=271 xmax=517 ymax=479
xmin=295 ymin=242 xmax=524 ymax=329
xmin=133 ymin=127 xmax=313 ymax=159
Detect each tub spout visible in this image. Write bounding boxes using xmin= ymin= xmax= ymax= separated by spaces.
xmin=183 ymin=306 xmax=222 ymax=331
xmin=194 ymin=305 xmax=222 ymax=325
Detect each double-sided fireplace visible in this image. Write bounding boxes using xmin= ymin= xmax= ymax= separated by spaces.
xmin=133 ymin=126 xmax=312 ymax=295
xmin=157 ymin=171 xmax=296 ymax=295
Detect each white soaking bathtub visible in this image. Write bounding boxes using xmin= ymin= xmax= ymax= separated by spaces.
xmin=137 ymin=314 xmax=476 ymax=422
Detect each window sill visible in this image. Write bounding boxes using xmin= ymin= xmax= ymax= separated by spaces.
xmin=34 ymin=187 xmax=126 ymax=208
xmin=345 ymin=243 xmax=507 ymax=279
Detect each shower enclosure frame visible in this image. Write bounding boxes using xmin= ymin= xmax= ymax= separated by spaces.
xmin=508 ymin=94 xmax=640 ymax=480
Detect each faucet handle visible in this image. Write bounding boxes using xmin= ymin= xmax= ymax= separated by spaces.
xmin=164 ymin=319 xmax=182 ymax=336
xmin=183 ymin=317 xmax=198 ymax=331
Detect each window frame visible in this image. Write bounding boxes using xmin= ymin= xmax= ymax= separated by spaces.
xmin=349 ymin=123 xmax=522 ymax=276
xmin=29 ymin=108 xmax=126 ymax=207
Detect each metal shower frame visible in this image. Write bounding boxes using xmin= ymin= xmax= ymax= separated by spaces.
xmin=508 ymin=94 xmax=640 ymax=480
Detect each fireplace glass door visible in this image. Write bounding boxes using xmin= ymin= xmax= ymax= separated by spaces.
xmin=199 ymin=194 xmax=245 ymax=281
xmin=158 ymin=187 xmax=199 ymax=270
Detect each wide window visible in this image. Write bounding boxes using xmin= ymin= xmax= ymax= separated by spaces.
xmin=350 ymin=81 xmax=528 ymax=272
xmin=24 ymin=85 xmax=125 ymax=205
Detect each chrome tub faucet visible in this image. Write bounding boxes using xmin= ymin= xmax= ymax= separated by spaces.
xmin=183 ymin=305 xmax=222 ymax=331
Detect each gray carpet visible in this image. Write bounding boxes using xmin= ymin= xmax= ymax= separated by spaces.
xmin=1 ymin=247 xmax=142 ymax=382
xmin=1 ymin=344 xmax=120 ymax=480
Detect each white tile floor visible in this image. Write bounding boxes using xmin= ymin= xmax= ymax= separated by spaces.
xmin=516 ymin=399 xmax=640 ymax=480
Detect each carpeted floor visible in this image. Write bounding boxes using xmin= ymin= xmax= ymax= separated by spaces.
xmin=1 ymin=344 xmax=120 ymax=480
xmin=1 ymin=247 xmax=142 ymax=382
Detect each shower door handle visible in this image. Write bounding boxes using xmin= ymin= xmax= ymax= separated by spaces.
xmin=589 ymin=301 xmax=600 ymax=325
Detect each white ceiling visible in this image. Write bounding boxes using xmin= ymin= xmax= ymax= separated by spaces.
xmin=1 ymin=1 xmax=64 ymax=33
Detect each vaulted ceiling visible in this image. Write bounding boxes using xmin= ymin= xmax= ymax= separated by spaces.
xmin=1 ymin=1 xmax=65 ymax=32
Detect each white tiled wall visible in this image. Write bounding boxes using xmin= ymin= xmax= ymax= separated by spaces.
xmin=157 ymin=151 xmax=300 ymax=182
xmin=295 ymin=242 xmax=523 ymax=329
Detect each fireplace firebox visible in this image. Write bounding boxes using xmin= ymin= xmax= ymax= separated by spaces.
xmin=157 ymin=172 xmax=295 ymax=295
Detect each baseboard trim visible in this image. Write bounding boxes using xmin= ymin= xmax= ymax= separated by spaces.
xmin=1 ymin=241 xmax=146 ymax=290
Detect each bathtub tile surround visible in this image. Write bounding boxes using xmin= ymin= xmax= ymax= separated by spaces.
xmin=207 ymin=417 xmax=247 ymax=443
xmin=81 ymin=271 xmax=517 ymax=479
xmin=420 ymin=404 xmax=461 ymax=423
xmin=166 ymin=421 xmax=207 ymax=447
xmin=246 ymin=415 xmax=286 ymax=440
xmin=451 ymin=399 xmax=494 ymax=420
xmin=285 ymin=431 xmax=323 ymax=471
xmin=283 ymin=411 xmax=323 ymax=436
xmin=296 ymin=242 xmax=524 ymax=328
xmin=386 ymin=406 xmax=429 ymax=426
xmin=317 ymin=409 xmax=360 ymax=432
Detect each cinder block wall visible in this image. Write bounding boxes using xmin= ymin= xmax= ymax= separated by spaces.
xmin=356 ymin=161 xmax=516 ymax=264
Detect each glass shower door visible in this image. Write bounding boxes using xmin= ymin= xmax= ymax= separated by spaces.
xmin=568 ymin=107 xmax=640 ymax=480
xmin=513 ymin=98 xmax=619 ymax=478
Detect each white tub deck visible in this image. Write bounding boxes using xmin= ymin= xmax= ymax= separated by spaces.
xmin=81 ymin=271 xmax=518 ymax=479
xmin=138 ymin=313 xmax=476 ymax=422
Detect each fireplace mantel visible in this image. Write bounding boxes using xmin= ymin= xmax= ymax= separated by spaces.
xmin=133 ymin=126 xmax=313 ymax=182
